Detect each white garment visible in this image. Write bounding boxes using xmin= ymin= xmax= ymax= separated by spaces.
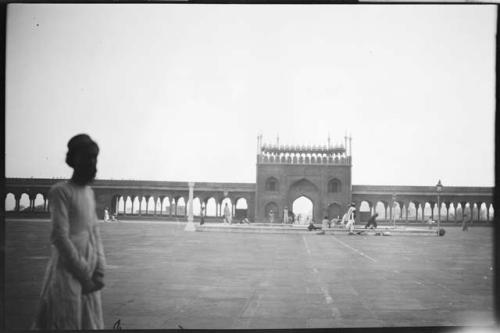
xmin=345 ymin=206 xmax=356 ymax=232
xmin=33 ymin=181 xmax=105 ymax=329
xmin=223 ymin=205 xmax=232 ymax=224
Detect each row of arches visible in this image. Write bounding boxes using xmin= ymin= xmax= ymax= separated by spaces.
xmin=5 ymin=193 xmax=48 ymax=212
xmin=3 ymin=192 xmax=251 ymax=219
xmin=111 ymin=195 xmax=249 ymax=218
xmin=5 ymin=191 xmax=494 ymax=223
xmin=358 ymin=200 xmax=494 ymax=222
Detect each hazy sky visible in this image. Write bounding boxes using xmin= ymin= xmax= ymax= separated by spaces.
xmin=6 ymin=4 xmax=496 ymax=187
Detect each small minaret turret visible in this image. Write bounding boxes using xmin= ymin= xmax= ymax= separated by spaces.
xmin=344 ymin=133 xmax=348 ymax=155
xmin=257 ymin=133 xmax=263 ymax=155
xmin=349 ymin=134 xmax=352 ymax=158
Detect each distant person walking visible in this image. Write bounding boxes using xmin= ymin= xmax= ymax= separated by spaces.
xmin=322 ymin=216 xmax=330 ymax=230
xmin=283 ymin=206 xmax=289 ymax=224
xmin=344 ymin=203 xmax=357 ymax=234
xmin=33 ymin=134 xmax=106 ymax=329
xmin=269 ymin=210 xmax=275 ymax=223
xmin=200 ymin=206 xmax=205 ymax=225
xmin=364 ymin=213 xmax=379 ymax=229
xmin=103 ymin=208 xmax=110 ymax=222
xmin=462 ymin=213 xmax=470 ymax=231
xmin=223 ymin=203 xmax=232 ymax=224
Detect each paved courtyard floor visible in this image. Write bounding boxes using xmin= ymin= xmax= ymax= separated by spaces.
xmin=5 ymin=219 xmax=495 ymax=329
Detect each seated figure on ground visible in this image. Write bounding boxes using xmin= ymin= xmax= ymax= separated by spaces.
xmin=365 ymin=213 xmax=378 ymax=229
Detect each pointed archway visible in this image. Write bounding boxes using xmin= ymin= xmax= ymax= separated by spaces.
xmin=293 ymin=196 xmax=313 ymax=224
xmin=287 ymin=178 xmax=320 ymax=222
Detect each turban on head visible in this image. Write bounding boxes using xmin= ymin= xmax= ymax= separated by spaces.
xmin=65 ymin=134 xmax=99 ymax=168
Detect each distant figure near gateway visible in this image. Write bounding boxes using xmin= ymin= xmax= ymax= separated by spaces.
xmin=344 ymin=203 xmax=357 ymax=234
xmin=365 ymin=213 xmax=378 ymax=230
xmin=223 ymin=203 xmax=232 ymax=224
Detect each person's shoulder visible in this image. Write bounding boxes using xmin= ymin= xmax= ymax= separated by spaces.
xmin=49 ymin=181 xmax=72 ymax=198
xmin=50 ymin=181 xmax=71 ymax=192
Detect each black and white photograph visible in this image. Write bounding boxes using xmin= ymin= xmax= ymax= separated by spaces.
xmin=4 ymin=3 xmax=497 ymax=330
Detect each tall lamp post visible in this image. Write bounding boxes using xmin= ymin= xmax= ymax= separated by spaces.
xmin=392 ymin=193 xmax=397 ymax=228
xmin=436 ymin=180 xmax=443 ymax=235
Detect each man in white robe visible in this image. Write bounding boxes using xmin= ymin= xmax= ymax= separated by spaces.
xmin=344 ymin=203 xmax=357 ymax=234
xmin=223 ymin=203 xmax=232 ymax=224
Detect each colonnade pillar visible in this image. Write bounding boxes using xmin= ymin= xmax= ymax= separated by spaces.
xmin=461 ymin=202 xmax=467 ymax=221
xmin=452 ymin=202 xmax=457 ymax=223
xmin=15 ymin=195 xmax=20 ymax=212
xmin=404 ymin=203 xmax=409 ymax=223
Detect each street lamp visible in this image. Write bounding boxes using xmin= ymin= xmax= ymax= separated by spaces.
xmin=436 ymin=180 xmax=443 ymax=235
xmin=392 ymin=193 xmax=397 ymax=228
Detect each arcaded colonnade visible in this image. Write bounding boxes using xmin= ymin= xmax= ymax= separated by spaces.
xmin=4 ymin=178 xmax=256 ymax=221
xmin=352 ymin=185 xmax=494 ymax=223
xmin=5 ymin=178 xmax=494 ymax=223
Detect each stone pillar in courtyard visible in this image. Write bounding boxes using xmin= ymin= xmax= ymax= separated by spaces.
xmin=185 ymin=182 xmax=196 ymax=231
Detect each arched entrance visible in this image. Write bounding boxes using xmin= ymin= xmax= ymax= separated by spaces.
xmin=264 ymin=202 xmax=279 ymax=223
xmin=235 ymin=198 xmax=248 ymax=219
xmin=287 ymin=178 xmax=320 ymax=222
xmin=293 ymin=196 xmax=313 ymax=224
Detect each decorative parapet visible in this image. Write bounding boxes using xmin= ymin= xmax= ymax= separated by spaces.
xmin=257 ymin=142 xmax=350 ymax=165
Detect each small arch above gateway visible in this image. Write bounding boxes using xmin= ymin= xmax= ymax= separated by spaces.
xmin=265 ymin=177 xmax=279 ymax=192
xmin=328 ymin=178 xmax=341 ymax=193
xmin=289 ymin=178 xmax=320 ymax=194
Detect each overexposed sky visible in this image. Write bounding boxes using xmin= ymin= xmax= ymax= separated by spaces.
xmin=5 ymin=4 xmax=496 ymax=187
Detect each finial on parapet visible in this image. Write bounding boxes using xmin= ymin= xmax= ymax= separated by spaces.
xmin=349 ymin=134 xmax=352 ymax=157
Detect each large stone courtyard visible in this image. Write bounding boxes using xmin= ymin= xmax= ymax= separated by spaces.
xmin=5 ymin=219 xmax=495 ymax=329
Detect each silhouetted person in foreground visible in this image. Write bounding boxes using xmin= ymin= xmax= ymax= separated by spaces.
xmin=33 ymin=134 xmax=106 ymax=330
